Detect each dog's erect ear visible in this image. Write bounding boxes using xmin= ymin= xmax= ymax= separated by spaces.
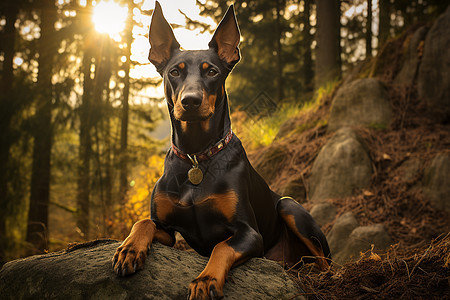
xmin=208 ymin=5 xmax=240 ymax=68
xmin=148 ymin=1 xmax=180 ymax=72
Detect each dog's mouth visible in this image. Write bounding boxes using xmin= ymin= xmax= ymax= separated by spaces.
xmin=175 ymin=111 xmax=213 ymax=122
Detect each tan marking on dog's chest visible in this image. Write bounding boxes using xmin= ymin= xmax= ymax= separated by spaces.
xmin=153 ymin=191 xmax=238 ymax=222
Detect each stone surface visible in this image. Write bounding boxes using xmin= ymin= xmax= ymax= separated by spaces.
xmin=398 ymin=157 xmax=421 ymax=181
xmin=0 ymin=240 xmax=301 ymax=300
xmin=394 ymin=26 xmax=428 ymax=87
xmin=326 ymin=212 xmax=359 ymax=256
xmin=328 ymin=78 xmax=392 ymax=132
xmin=334 ymin=224 xmax=393 ymax=264
xmin=309 ymin=128 xmax=372 ymax=202
xmin=310 ymin=203 xmax=337 ymax=227
xmin=422 ymin=153 xmax=450 ymax=212
xmin=417 ymin=5 xmax=450 ymax=122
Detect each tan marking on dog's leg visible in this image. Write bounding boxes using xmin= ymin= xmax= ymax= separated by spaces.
xmin=188 ymin=238 xmax=242 ymax=299
xmin=112 ymin=219 xmax=156 ymax=276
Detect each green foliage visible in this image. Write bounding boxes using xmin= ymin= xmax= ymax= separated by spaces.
xmin=233 ymin=102 xmax=309 ymax=149
xmin=233 ymin=102 xmax=302 ymax=148
xmin=233 ymin=78 xmax=337 ymax=150
xmin=367 ymin=123 xmax=387 ymax=130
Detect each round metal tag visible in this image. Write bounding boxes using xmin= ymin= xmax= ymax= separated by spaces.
xmin=188 ymin=167 xmax=203 ymax=185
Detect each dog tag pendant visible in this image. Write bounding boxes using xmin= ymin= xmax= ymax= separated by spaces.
xmin=187 ymin=154 xmax=203 ymax=185
xmin=188 ymin=166 xmax=203 ymax=185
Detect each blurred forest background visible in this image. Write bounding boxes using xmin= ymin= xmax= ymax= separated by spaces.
xmin=0 ymin=0 xmax=446 ymax=264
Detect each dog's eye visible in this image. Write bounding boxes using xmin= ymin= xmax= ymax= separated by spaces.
xmin=169 ymin=69 xmax=180 ymax=77
xmin=207 ymin=69 xmax=218 ymax=77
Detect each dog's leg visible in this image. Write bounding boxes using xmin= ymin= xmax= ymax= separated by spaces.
xmin=188 ymin=229 xmax=263 ymax=300
xmin=112 ymin=219 xmax=174 ymax=276
xmin=277 ymin=197 xmax=331 ymax=270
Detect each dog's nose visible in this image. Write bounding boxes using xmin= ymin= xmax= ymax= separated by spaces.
xmin=181 ymin=93 xmax=202 ymax=111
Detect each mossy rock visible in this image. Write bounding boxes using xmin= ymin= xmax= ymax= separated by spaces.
xmin=309 ymin=128 xmax=372 ymax=202
xmin=0 ymin=240 xmax=301 ymax=300
xmin=328 ymin=78 xmax=392 ymax=132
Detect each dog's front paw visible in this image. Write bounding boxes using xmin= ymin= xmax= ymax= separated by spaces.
xmin=188 ymin=276 xmax=224 ymax=300
xmin=112 ymin=240 xmax=149 ymax=277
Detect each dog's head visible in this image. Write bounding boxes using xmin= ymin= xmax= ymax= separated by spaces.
xmin=148 ymin=2 xmax=240 ymax=123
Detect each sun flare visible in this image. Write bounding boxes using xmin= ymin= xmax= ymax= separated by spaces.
xmin=92 ymin=1 xmax=128 ymax=39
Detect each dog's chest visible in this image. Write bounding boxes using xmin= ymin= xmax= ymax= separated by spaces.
xmin=153 ymin=186 xmax=238 ymax=223
xmin=153 ymin=187 xmax=237 ymax=254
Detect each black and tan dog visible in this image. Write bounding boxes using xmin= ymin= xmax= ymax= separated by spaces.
xmin=112 ymin=2 xmax=330 ymax=299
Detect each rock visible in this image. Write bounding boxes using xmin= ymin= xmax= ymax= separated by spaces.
xmin=326 ymin=212 xmax=359 ymax=256
xmin=310 ymin=203 xmax=337 ymax=227
xmin=0 ymin=240 xmax=301 ymax=300
xmin=334 ymin=224 xmax=393 ymax=264
xmin=398 ymin=157 xmax=421 ymax=181
xmin=422 ymin=153 xmax=450 ymax=212
xmin=417 ymin=6 xmax=450 ymax=123
xmin=394 ymin=26 xmax=428 ymax=87
xmin=328 ymin=78 xmax=392 ymax=132
xmin=309 ymin=128 xmax=372 ymax=202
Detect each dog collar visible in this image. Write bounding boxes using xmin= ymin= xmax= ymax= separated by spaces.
xmin=171 ymin=129 xmax=234 ymax=162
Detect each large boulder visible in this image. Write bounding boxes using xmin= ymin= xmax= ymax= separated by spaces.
xmin=308 ymin=128 xmax=372 ymax=202
xmin=417 ymin=6 xmax=450 ymax=123
xmin=398 ymin=157 xmax=421 ymax=182
xmin=326 ymin=212 xmax=359 ymax=256
xmin=310 ymin=202 xmax=337 ymax=227
xmin=0 ymin=240 xmax=300 ymax=300
xmin=422 ymin=153 xmax=450 ymax=212
xmin=394 ymin=26 xmax=428 ymax=87
xmin=328 ymin=78 xmax=392 ymax=132
xmin=326 ymin=214 xmax=393 ymax=265
xmin=333 ymin=224 xmax=393 ymax=264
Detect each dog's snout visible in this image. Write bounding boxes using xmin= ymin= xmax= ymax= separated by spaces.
xmin=181 ymin=93 xmax=202 ymax=111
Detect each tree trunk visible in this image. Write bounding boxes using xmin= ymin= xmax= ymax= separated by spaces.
xmin=378 ymin=0 xmax=390 ymax=48
xmin=26 ymin=0 xmax=57 ymax=253
xmin=302 ymin=0 xmax=314 ymax=92
xmin=314 ymin=0 xmax=341 ymax=88
xmin=91 ymin=34 xmax=112 ymax=235
xmin=119 ymin=2 xmax=133 ymax=202
xmin=77 ymin=1 xmax=94 ymax=239
xmin=0 ymin=1 xmax=19 ymax=261
xmin=103 ymin=38 xmax=113 ymax=236
xmin=275 ymin=0 xmax=284 ymax=102
xmin=366 ymin=0 xmax=373 ymax=58
xmin=77 ymin=61 xmax=93 ymax=239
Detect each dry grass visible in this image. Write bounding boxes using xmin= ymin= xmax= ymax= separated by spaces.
xmin=292 ymin=233 xmax=450 ymax=299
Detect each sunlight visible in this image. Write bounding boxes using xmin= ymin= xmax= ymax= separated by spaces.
xmin=92 ymin=1 xmax=128 ymax=39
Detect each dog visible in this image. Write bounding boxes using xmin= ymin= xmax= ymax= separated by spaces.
xmin=112 ymin=2 xmax=331 ymax=299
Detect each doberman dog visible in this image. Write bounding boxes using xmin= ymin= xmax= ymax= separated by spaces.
xmin=112 ymin=2 xmax=331 ymax=299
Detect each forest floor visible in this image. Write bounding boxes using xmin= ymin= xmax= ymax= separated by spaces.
xmin=292 ymin=233 xmax=450 ymax=299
